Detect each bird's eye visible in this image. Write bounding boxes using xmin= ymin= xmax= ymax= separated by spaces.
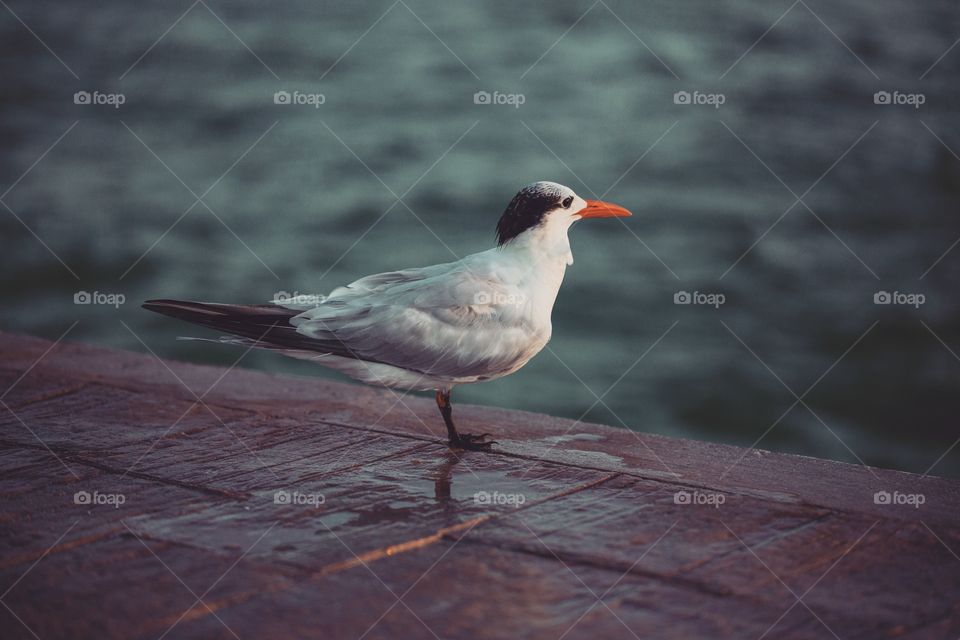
xmin=562 ymin=196 xmax=574 ymax=209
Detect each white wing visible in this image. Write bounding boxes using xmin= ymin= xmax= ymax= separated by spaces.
xmin=290 ymin=250 xmax=547 ymax=380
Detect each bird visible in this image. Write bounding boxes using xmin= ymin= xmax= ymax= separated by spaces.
xmin=143 ymin=181 xmax=631 ymax=451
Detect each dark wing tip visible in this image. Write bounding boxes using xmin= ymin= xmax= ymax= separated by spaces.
xmin=143 ymin=298 xmax=176 ymax=311
xmin=143 ymin=298 xmax=380 ymax=364
xmin=142 ymin=299 xmax=222 ymax=319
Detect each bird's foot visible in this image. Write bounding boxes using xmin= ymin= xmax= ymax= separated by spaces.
xmin=449 ymin=433 xmax=497 ymax=451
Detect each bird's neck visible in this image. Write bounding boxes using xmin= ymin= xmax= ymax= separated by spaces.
xmin=498 ymin=218 xmax=574 ymax=325
xmin=504 ymin=217 xmax=575 ymax=268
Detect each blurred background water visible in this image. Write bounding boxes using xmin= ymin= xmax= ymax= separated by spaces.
xmin=1 ymin=0 xmax=958 ymax=477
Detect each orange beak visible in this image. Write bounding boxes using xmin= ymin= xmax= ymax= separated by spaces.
xmin=578 ymin=199 xmax=632 ymax=219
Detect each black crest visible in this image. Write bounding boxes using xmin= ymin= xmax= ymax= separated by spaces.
xmin=496 ymin=182 xmax=565 ymax=246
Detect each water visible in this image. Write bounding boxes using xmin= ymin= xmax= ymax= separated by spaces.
xmin=2 ymin=0 xmax=958 ymax=477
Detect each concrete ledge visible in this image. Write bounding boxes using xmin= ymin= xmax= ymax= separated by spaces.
xmin=1 ymin=331 xmax=958 ymax=639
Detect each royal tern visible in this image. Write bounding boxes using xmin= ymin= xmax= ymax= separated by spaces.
xmin=144 ymin=181 xmax=631 ymax=450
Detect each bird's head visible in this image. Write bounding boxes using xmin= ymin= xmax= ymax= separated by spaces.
xmin=495 ymin=181 xmax=631 ymax=247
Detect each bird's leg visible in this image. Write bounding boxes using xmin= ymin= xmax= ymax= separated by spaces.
xmin=435 ymin=390 xmax=496 ymax=451
xmin=435 ymin=390 xmax=459 ymax=443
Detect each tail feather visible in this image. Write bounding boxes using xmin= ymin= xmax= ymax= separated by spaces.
xmin=142 ymin=299 xmax=356 ymax=358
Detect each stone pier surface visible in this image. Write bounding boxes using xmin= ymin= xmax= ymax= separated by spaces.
xmin=1 ymin=331 xmax=958 ymax=639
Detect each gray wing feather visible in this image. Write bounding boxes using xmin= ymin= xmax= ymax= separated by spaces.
xmin=292 ymin=259 xmax=540 ymax=378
